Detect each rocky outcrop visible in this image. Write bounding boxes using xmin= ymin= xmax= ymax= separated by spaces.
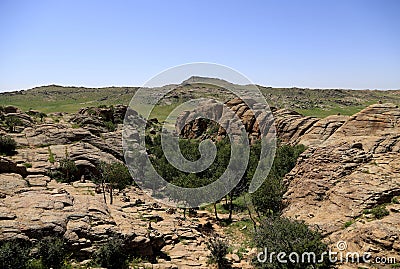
xmin=283 ymin=103 xmax=400 ymax=265
xmin=71 ymin=104 xmax=127 ymax=135
xmin=0 ymin=106 xmax=34 ymax=132
xmin=176 ymin=97 xmax=348 ymax=146
xmin=0 ymin=165 xmax=217 ymax=267
xmin=176 ymin=100 xmax=400 ymax=266
xmin=176 ymin=98 xmax=276 ymax=143
xmin=273 ymin=109 xmax=319 ymax=144
xmin=298 ymin=114 xmax=349 ymax=147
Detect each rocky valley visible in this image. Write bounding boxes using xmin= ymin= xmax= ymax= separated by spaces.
xmin=0 ymin=83 xmax=400 ymax=269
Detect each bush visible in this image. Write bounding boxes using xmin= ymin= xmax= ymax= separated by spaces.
xmin=364 ymin=205 xmax=389 ymax=219
xmin=0 ymin=240 xmax=31 ymax=269
xmin=253 ymin=216 xmax=330 ymax=269
xmin=23 ymin=162 xmax=33 ymax=168
xmin=47 ymin=147 xmax=55 ymax=163
xmin=104 ymin=121 xmax=116 ymax=132
xmin=0 ymin=135 xmax=17 ymax=155
xmin=99 ymin=162 xmax=133 ymax=204
xmin=100 ymin=162 xmax=133 ymax=190
xmin=94 ymin=237 xmax=128 ymax=269
xmin=36 ymin=237 xmax=66 ymax=269
xmin=251 ymin=144 xmax=305 ymax=215
xmin=26 ymin=258 xmax=45 ymax=269
xmin=206 ymin=237 xmax=230 ymax=269
xmin=58 ymin=151 xmax=78 ymax=183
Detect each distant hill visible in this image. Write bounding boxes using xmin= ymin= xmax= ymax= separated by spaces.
xmin=0 ymin=79 xmax=399 ymax=117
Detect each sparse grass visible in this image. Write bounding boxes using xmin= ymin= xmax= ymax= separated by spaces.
xmin=203 ymin=197 xmax=248 ymax=216
xmin=344 ymin=220 xmax=355 ymax=228
xmin=23 ymin=162 xmax=32 ymax=168
xmin=297 ymin=105 xmax=368 ymax=118
xmin=236 ymin=246 xmax=247 ymax=260
xmin=224 ymin=218 xmax=255 ymax=249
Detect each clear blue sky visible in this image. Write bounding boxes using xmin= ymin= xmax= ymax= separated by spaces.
xmin=0 ymin=0 xmax=399 ymax=92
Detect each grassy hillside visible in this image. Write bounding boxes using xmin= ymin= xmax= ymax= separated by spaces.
xmin=257 ymin=86 xmax=400 ymax=117
xmin=1 ymin=83 xmax=399 ymax=118
xmin=0 ymin=85 xmax=139 ymax=114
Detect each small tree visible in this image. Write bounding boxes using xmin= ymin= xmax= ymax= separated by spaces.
xmin=0 ymin=135 xmax=17 ymax=155
xmin=99 ymin=162 xmax=133 ymax=204
xmin=5 ymin=116 xmax=23 ymax=132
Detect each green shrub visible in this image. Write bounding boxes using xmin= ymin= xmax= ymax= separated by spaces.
xmin=0 ymin=135 xmax=17 ymax=155
xmin=26 ymin=258 xmax=45 ymax=269
xmin=38 ymin=112 xmax=47 ymax=122
xmin=104 ymin=121 xmax=116 ymax=131
xmin=87 ymin=108 xmax=96 ymax=115
xmin=98 ymin=162 xmax=133 ymax=204
xmin=392 ymin=197 xmax=399 ymax=204
xmin=251 ymin=144 xmax=305 ymax=215
xmin=23 ymin=162 xmax=33 ymax=168
xmin=99 ymin=162 xmax=133 ymax=190
xmin=0 ymin=240 xmax=31 ymax=269
xmin=37 ymin=237 xmax=66 ymax=269
xmin=344 ymin=220 xmax=354 ymax=228
xmin=94 ymin=237 xmax=128 ymax=269
xmin=364 ymin=205 xmax=389 ymax=219
xmin=206 ymin=237 xmax=230 ymax=269
xmin=253 ymin=216 xmax=330 ymax=269
xmin=48 ymin=147 xmax=55 ymax=163
xmin=58 ymin=156 xmax=78 ymax=183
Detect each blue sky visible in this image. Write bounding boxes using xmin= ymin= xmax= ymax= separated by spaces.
xmin=0 ymin=0 xmax=399 ymax=91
